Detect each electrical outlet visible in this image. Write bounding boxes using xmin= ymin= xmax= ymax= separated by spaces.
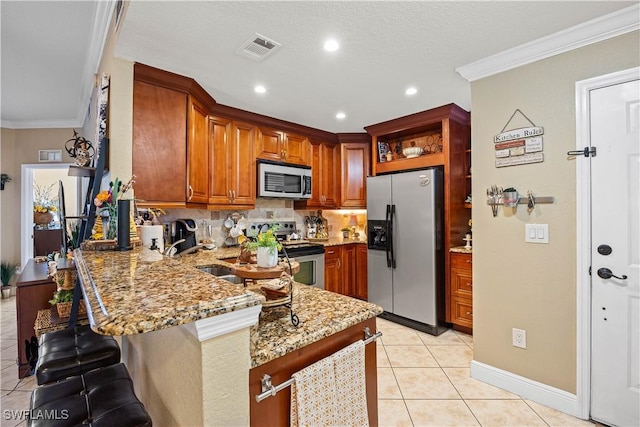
xmin=512 ymin=328 xmax=527 ymax=349
xmin=266 ymin=211 xmax=274 ymax=219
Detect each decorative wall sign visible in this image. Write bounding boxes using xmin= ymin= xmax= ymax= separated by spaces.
xmin=494 ymin=109 xmax=544 ymax=168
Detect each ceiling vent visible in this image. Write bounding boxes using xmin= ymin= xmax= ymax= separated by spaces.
xmin=235 ymin=33 xmax=281 ymax=61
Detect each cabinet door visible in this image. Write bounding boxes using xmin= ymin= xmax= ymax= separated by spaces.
xmin=324 ymin=246 xmax=342 ymax=294
xmin=186 ymin=97 xmax=210 ymax=204
xmin=320 ymin=142 xmax=339 ymax=208
xmin=341 ymin=244 xmax=357 ymax=297
xmin=230 ymin=121 xmax=256 ymax=206
xmin=355 ymin=244 xmax=368 ymax=300
xmin=283 ymin=133 xmax=310 ymax=166
xmin=208 ymin=116 xmax=233 ymax=205
xmin=256 ymin=128 xmax=284 ymax=163
xmin=341 ymin=142 xmax=369 ymax=208
xmin=133 ymin=80 xmax=187 ymax=205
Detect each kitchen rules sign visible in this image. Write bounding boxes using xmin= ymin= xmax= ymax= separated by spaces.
xmin=494 ymin=109 xmax=544 ymax=168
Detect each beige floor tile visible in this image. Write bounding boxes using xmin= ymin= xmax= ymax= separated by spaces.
xmin=378 ymin=399 xmax=413 ymax=427
xmin=444 ymin=368 xmax=520 ymax=400
xmin=405 ymin=400 xmax=480 ymax=426
xmin=380 ymin=327 xmax=424 ymax=346
xmin=418 ymin=329 xmax=466 ymax=346
xmin=385 ymin=346 xmax=439 ymax=368
xmin=0 ymin=390 xmax=32 ymax=427
xmin=377 ymin=318 xmax=407 ymax=330
xmin=525 ymin=399 xmax=595 ymax=426
xmin=466 ymin=400 xmax=547 ymax=426
xmin=428 ymin=345 xmax=473 ymax=367
xmin=378 ymin=345 xmax=391 ymax=368
xmin=378 ymin=367 xmax=403 ymax=399
xmin=456 ymin=331 xmax=474 ymax=348
xmin=394 ymin=367 xmax=460 ymax=400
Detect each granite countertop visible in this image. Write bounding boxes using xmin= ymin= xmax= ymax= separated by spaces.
xmin=250 ymin=284 xmax=381 ymax=367
xmin=450 ymin=245 xmax=473 ymax=254
xmin=74 ymin=248 xmax=263 ymax=335
xmin=322 ymin=237 xmax=367 ymax=247
xmin=74 ymin=246 xmax=382 ymax=368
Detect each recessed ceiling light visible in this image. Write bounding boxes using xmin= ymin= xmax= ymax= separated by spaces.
xmin=405 ymin=87 xmax=418 ymax=96
xmin=324 ymin=39 xmax=339 ymax=52
xmin=336 ymin=112 xmax=346 ymax=120
xmin=254 ymin=85 xmax=266 ymax=94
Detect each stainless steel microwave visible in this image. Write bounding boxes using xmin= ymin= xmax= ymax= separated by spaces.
xmin=257 ymin=161 xmax=312 ymax=199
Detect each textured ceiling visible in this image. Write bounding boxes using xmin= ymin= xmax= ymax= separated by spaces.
xmin=1 ymin=1 xmax=636 ymax=132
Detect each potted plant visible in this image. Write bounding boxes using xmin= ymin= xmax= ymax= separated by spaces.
xmin=33 ymin=182 xmax=58 ymax=226
xmin=1 ymin=173 xmax=11 ymax=190
xmin=1 ymin=261 xmax=18 ymax=298
xmin=340 ymin=227 xmax=351 ymax=239
xmin=502 ymin=187 xmax=519 ymax=207
xmin=245 ymin=224 xmax=281 ymax=268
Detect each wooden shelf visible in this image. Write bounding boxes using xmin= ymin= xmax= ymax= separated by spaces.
xmin=464 ymin=203 xmax=472 ymax=209
xmin=68 ymin=165 xmax=96 ymax=177
xmin=375 ymin=152 xmax=444 ymax=174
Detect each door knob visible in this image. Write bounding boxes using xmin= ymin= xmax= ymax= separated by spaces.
xmin=597 ymin=268 xmax=628 ymax=280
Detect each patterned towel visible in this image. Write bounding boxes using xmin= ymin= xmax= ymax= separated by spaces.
xmin=290 ymin=340 xmax=369 ymax=427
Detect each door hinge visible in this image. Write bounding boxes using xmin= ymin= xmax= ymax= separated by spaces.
xmin=589 ymin=266 xmax=592 ymax=276
xmin=567 ymin=147 xmax=596 ymax=157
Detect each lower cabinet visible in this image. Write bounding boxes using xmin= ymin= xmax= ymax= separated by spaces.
xmin=249 ymin=317 xmax=378 ymax=426
xmin=324 ymin=243 xmax=367 ymax=300
xmin=450 ymin=252 xmax=473 ymax=332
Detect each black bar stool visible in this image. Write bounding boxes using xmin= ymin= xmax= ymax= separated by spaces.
xmin=35 ymin=324 xmax=120 ymax=385
xmin=29 ymin=363 xmax=152 ymax=427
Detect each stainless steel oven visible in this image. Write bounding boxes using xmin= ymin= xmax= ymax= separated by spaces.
xmin=289 ymin=252 xmax=325 ymax=289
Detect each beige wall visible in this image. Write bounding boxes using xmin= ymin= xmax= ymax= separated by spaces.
xmin=471 ymin=31 xmax=639 ymax=393
xmin=0 ymin=128 xmax=76 ymax=263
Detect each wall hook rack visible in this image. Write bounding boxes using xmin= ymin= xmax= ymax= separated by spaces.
xmin=486 ymin=187 xmax=554 ymax=217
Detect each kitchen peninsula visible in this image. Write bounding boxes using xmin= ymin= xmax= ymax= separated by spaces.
xmin=74 ymin=247 xmax=382 ymax=426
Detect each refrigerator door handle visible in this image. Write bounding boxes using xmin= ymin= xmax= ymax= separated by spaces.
xmin=389 ymin=204 xmax=396 ymax=268
xmin=385 ymin=204 xmax=392 ymax=268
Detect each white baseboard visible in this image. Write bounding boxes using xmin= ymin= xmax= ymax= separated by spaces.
xmin=470 ymin=360 xmax=583 ymax=419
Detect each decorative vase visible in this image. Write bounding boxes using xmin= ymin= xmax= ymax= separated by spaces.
xmin=1 ymin=287 xmax=10 ymax=299
xmin=106 ymin=211 xmax=117 ymax=240
xmin=256 ymin=246 xmax=278 ymax=268
xmin=34 ymin=211 xmax=54 ymax=226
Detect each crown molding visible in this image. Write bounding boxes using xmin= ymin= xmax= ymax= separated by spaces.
xmin=186 ymin=304 xmax=261 ymax=342
xmin=1 ymin=118 xmax=83 ymax=130
xmin=456 ymin=4 xmax=640 ymax=82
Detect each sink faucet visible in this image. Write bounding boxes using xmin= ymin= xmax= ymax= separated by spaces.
xmin=163 ymin=239 xmax=185 ymax=257
xmin=176 ymin=244 xmax=205 ymax=257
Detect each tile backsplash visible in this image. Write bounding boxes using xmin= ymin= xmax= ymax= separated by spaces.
xmin=154 ymin=199 xmax=366 ymax=247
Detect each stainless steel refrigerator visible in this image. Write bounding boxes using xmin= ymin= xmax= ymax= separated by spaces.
xmin=366 ymin=168 xmax=446 ymax=335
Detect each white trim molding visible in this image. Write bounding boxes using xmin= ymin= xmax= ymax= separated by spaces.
xmin=471 ymin=361 xmax=581 ymax=418
xmin=186 ymin=305 xmax=262 ymax=342
xmin=574 ymin=66 xmax=640 ymax=420
xmin=457 ymin=4 xmax=639 ymax=82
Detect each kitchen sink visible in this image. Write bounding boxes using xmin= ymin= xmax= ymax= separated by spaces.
xmin=196 ymin=265 xmax=233 ymax=276
xmin=196 ymin=265 xmax=243 ymax=285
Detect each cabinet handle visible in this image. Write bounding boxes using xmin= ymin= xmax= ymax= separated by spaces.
xmin=327 ymin=250 xmax=335 ymax=254
xmin=228 ymin=190 xmax=232 ymax=202
xmin=466 ymin=312 xmax=473 ymax=316
xmin=466 ymin=259 xmax=472 ymax=263
xmin=232 ymin=190 xmax=236 ymax=202
xmin=337 ymin=259 xmax=341 ymax=269
xmin=188 ymin=185 xmax=194 ymax=201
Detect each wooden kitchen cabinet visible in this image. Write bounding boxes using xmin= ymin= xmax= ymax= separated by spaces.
xmin=186 ymin=96 xmax=209 ymax=205
xmin=324 ymin=243 xmax=368 ymax=300
xmin=132 ymin=79 xmax=187 ymax=207
xmin=208 ymin=117 xmax=257 ymax=208
xmin=450 ymin=252 xmax=473 ymax=333
xmin=133 ymin=63 xmax=215 ymax=208
xmin=15 ymin=260 xmax=58 ymax=378
xmin=303 ymin=140 xmax=339 ymax=208
xmin=249 ymin=317 xmax=378 ymax=426
xmin=339 ymin=137 xmax=370 ymax=209
xmin=256 ymin=127 xmax=310 ymax=166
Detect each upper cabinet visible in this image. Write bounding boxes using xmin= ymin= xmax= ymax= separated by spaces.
xmin=338 ymin=134 xmax=370 ymax=209
xmin=132 ymin=63 xmax=216 ymax=208
xmin=303 ymin=140 xmax=339 ymax=209
xmin=209 ymin=117 xmax=256 ymax=208
xmin=256 ymin=128 xmax=310 ymax=166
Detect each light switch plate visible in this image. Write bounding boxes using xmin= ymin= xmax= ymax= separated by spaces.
xmin=525 ymin=224 xmax=549 ymax=243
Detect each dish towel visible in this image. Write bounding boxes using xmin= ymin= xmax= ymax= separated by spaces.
xmin=290 ymin=340 xmax=369 ymax=427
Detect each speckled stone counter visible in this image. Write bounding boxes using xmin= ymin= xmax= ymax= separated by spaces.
xmin=74 ymin=248 xmax=263 ymax=335
xmin=321 ymin=237 xmax=368 ymax=247
xmin=250 ymin=284 xmax=382 ymax=367
xmin=450 ymin=245 xmax=473 ymax=254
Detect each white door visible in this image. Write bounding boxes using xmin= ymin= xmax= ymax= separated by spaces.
xmin=590 ymin=77 xmax=640 ymax=427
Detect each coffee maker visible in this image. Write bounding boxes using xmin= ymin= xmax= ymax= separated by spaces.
xmin=167 ymin=219 xmax=198 ymax=253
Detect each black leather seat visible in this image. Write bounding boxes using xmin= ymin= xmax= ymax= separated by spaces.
xmin=36 ymin=324 xmax=121 ymax=385
xmin=29 ymin=363 xmax=152 ymax=427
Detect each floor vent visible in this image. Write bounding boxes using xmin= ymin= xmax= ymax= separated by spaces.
xmin=235 ymin=33 xmax=281 ymax=61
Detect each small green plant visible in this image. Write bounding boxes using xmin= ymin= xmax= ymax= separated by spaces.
xmin=245 ymin=223 xmax=281 ymax=253
xmin=0 ymin=261 xmax=18 ymax=287
xmin=49 ymin=289 xmax=74 ymax=305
